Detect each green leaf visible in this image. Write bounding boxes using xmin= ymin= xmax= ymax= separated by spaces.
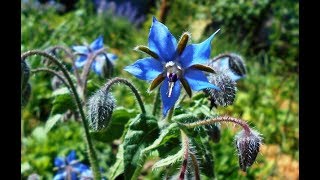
xmin=123 ymin=114 xmax=160 ymax=180
xmin=90 ymin=107 xmax=137 ymax=143
xmin=45 ymin=114 xmax=62 ymax=133
xmin=152 ymin=148 xmax=183 ymax=170
xmin=51 ymin=87 xmax=76 ymax=115
xmin=108 ymin=144 xmax=124 ymax=180
xmin=142 ymin=123 xmax=179 ymax=153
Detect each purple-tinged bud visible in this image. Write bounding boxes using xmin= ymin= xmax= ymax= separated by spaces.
xmin=235 ymin=129 xmax=262 ymax=171
xmin=87 ymin=88 xmax=116 ymax=131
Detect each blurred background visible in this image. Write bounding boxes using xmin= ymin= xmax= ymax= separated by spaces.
xmin=21 ymin=0 xmax=299 ymax=179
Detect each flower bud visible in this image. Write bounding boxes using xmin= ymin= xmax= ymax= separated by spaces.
xmin=21 ymin=60 xmax=30 ymax=91
xmin=206 ymin=124 xmax=221 ymax=143
xmin=87 ymin=89 xmax=116 ymax=131
xmin=235 ymin=129 xmax=262 ymax=171
xmin=228 ymin=53 xmax=246 ymax=77
xmin=204 ymin=72 xmax=236 ymax=108
xmin=21 ymin=83 xmax=31 ymax=107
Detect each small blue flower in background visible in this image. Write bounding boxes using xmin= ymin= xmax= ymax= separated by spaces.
xmin=72 ymin=35 xmax=117 ymax=75
xmin=124 ymin=17 xmax=220 ymax=116
xmin=93 ymin=0 xmax=146 ymax=27
xmin=53 ymin=150 xmax=89 ymax=180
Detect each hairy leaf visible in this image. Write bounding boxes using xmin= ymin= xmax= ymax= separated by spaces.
xmin=108 ymin=144 xmax=124 ymax=180
xmin=123 ymin=114 xmax=160 ymax=180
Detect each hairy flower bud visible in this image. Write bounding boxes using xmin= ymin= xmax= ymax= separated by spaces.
xmin=228 ymin=53 xmax=246 ymax=77
xmin=21 ymin=60 xmax=30 ymax=91
xmin=204 ymin=73 xmax=236 ymax=108
xmin=206 ymin=124 xmax=221 ymax=143
xmin=235 ymin=129 xmax=262 ymax=171
xmin=87 ymin=89 xmax=116 ymax=131
xmin=21 ymin=83 xmax=31 ymax=107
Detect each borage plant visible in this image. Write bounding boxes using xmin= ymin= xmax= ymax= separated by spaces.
xmin=21 ymin=17 xmax=262 ymax=179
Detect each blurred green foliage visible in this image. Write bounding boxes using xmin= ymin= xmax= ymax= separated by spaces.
xmin=21 ymin=0 xmax=298 ymax=179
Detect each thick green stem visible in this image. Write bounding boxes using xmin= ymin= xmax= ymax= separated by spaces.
xmin=103 ymin=77 xmax=146 ymax=114
xmin=165 ymin=107 xmax=174 ymax=123
xmin=21 ymin=50 xmax=101 ymax=180
xmin=152 ymin=88 xmax=161 ymax=116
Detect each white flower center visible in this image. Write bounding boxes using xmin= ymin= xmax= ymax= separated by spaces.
xmin=165 ymin=61 xmax=183 ymax=97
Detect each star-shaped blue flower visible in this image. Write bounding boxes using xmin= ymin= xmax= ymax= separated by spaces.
xmin=53 ymin=150 xmax=89 ymax=180
xmin=124 ymin=17 xmax=220 ymax=116
xmin=72 ymin=35 xmax=118 ymax=75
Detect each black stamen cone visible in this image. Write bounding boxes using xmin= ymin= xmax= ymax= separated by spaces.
xmin=87 ymin=88 xmax=116 ymax=131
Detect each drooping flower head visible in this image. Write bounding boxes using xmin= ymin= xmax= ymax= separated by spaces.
xmin=53 ymin=150 xmax=89 ymax=180
xmin=124 ymin=17 xmax=220 ymax=116
xmin=72 ymin=35 xmax=118 ymax=75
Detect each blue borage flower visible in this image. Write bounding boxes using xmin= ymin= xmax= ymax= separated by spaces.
xmin=72 ymin=35 xmax=117 ymax=75
xmin=53 ymin=150 xmax=89 ymax=180
xmin=124 ymin=17 xmax=220 ymax=116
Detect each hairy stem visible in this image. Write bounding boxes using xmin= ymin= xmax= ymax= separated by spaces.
xmin=21 ymin=50 xmax=101 ymax=179
xmin=103 ymin=77 xmax=146 ymax=114
xmin=179 ymin=116 xmax=251 ymax=135
xmin=190 ymin=153 xmax=200 ymax=180
xmin=152 ymin=88 xmax=161 ymax=116
xmin=31 ymin=68 xmax=70 ymax=89
xmin=46 ymin=45 xmax=82 ymax=87
xmin=179 ymin=130 xmax=189 ymax=180
xmin=80 ymin=48 xmax=107 ymax=101
xmin=165 ymin=107 xmax=174 ymax=123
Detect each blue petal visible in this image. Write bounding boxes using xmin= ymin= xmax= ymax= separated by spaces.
xmin=73 ymin=163 xmax=89 ymax=173
xmin=70 ymin=172 xmax=78 ymax=180
xmin=210 ymin=57 xmax=244 ymax=81
xmin=124 ymin=57 xmax=163 ymax=81
xmin=53 ymin=171 xmax=66 ymax=180
xmin=54 ymin=157 xmax=65 ymax=167
xmin=148 ymin=17 xmax=177 ymax=62
xmin=75 ymin=55 xmax=88 ymax=68
xmin=107 ymin=53 xmax=118 ymax=61
xmin=90 ymin=35 xmax=104 ymax=51
xmin=160 ymin=79 xmax=181 ymax=116
xmin=92 ymin=58 xmax=104 ymax=75
xmin=72 ymin=46 xmax=89 ymax=54
xmin=184 ymin=69 xmax=220 ymax=91
xmin=180 ymin=29 xmax=220 ymax=68
xmin=67 ymin=150 xmax=77 ymax=164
